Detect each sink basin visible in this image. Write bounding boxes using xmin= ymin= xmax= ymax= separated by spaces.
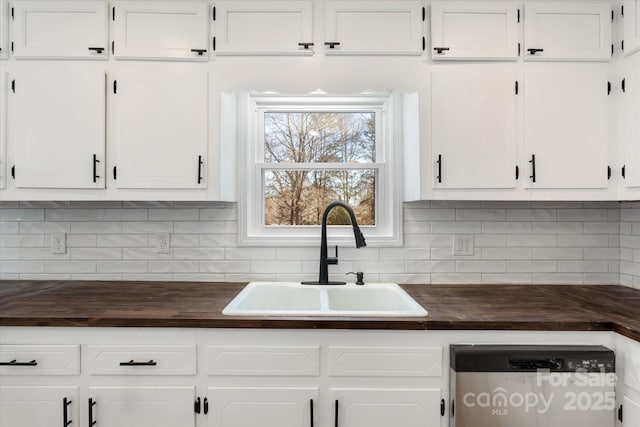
xmin=222 ymin=282 xmax=428 ymax=317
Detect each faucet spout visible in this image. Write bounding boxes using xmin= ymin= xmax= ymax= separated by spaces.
xmin=302 ymin=202 xmax=367 ymax=286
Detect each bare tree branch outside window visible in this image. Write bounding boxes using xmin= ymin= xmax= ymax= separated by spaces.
xmin=263 ymin=112 xmax=376 ymax=226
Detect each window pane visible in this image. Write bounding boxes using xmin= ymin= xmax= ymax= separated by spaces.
xmin=264 ymin=112 xmax=376 ymax=163
xmin=264 ymin=169 xmax=376 ymax=226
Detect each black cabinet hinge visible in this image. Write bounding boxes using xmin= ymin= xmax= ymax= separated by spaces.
xmin=440 ymin=399 xmax=445 ymax=416
xmin=611 ymin=9 xmax=614 ymax=22
xmin=111 ymin=40 xmax=115 ymax=55
xmin=11 ymin=41 xmax=13 ymax=52
xmin=518 ymin=42 xmax=521 ymax=56
xmin=515 ymin=80 xmax=519 ymax=95
xmin=213 ymin=6 xmax=216 ymax=21
xmin=113 ymin=80 xmax=117 ymax=94
xmin=191 ymin=49 xmax=207 ymax=56
xmin=622 ymin=40 xmax=625 ymax=51
xmin=622 ymin=78 xmax=626 ymax=93
xmin=213 ymin=36 xmax=216 ymax=51
xmin=622 ymin=165 xmax=626 ymax=179
xmin=612 ymin=44 xmax=614 ymax=56
xmin=422 ymin=36 xmax=426 ymax=51
xmin=11 ymin=165 xmax=15 ymax=179
xmin=11 ymin=79 xmax=15 ymax=93
xmin=194 ymin=397 xmax=201 ymax=414
xmin=11 ymin=7 xmax=14 ymax=19
xmin=607 ymin=166 xmax=612 ymax=180
xmin=112 ymin=6 xmax=115 ymax=21
xmin=422 ymin=6 xmax=425 ymax=21
xmin=608 ymin=81 xmax=612 ymax=95
xmin=113 ymin=166 xmax=117 ymax=180
xmin=203 ymin=398 xmax=209 ymax=415
xmin=517 ymin=8 xmax=520 ymax=22
xmin=515 ymin=166 xmax=520 ymax=180
xmin=618 ymin=404 xmax=623 ymax=422
xmin=622 ymin=5 xmax=624 ymax=16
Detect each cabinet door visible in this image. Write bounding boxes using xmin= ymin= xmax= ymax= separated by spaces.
xmin=523 ymin=70 xmax=609 ymax=189
xmin=0 ymin=72 xmax=5 ymax=189
xmin=431 ymin=71 xmax=518 ymax=189
xmin=0 ymin=0 xmax=7 ymax=59
xmin=625 ymin=0 xmax=640 ymax=56
xmin=9 ymin=69 xmax=105 ymax=189
xmin=11 ymin=1 xmax=107 ymax=59
xmin=330 ymin=388 xmax=441 ymax=427
xmin=0 ymin=386 xmax=79 ymax=427
xmin=624 ymin=396 xmax=640 ymax=427
xmin=214 ymin=1 xmax=314 ymax=55
xmin=88 ymin=386 xmax=196 ymax=427
xmin=109 ymin=70 xmax=208 ymax=189
xmin=207 ymin=387 xmax=318 ymax=427
xmin=524 ymin=2 xmax=612 ymax=61
xmin=623 ymin=58 xmax=640 ymax=187
xmin=430 ymin=2 xmax=520 ymax=60
xmin=324 ymin=1 xmax=424 ymax=55
xmin=113 ymin=1 xmax=209 ymax=60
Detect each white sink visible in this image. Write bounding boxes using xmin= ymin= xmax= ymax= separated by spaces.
xmin=222 ymin=282 xmax=428 ymax=317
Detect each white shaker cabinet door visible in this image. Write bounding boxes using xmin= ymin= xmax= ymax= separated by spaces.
xmin=207 ymin=387 xmax=318 ymax=427
xmin=9 ymin=69 xmax=105 ymax=189
xmin=113 ymin=1 xmax=209 ymax=60
xmin=622 ymin=57 xmax=640 ymax=188
xmin=88 ymin=386 xmax=196 ymax=427
xmin=109 ymin=70 xmax=208 ymax=189
xmin=11 ymin=1 xmax=107 ymax=59
xmin=523 ymin=69 xmax=609 ymax=189
xmin=0 ymin=72 xmax=5 ymax=189
xmin=430 ymin=1 xmax=520 ymax=60
xmin=324 ymin=1 xmax=424 ymax=55
xmin=524 ymin=2 xmax=612 ymax=61
xmin=0 ymin=386 xmax=79 ymax=427
xmin=214 ymin=1 xmax=314 ymax=55
xmin=431 ymin=71 xmax=518 ymax=189
xmin=625 ymin=0 xmax=640 ymax=56
xmin=0 ymin=0 xmax=7 ymax=59
xmin=330 ymin=388 xmax=442 ymax=427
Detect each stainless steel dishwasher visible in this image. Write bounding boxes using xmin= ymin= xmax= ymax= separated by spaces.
xmin=450 ymin=345 xmax=616 ymax=427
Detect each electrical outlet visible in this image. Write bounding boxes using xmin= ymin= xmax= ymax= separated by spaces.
xmin=453 ymin=234 xmax=474 ymax=256
xmin=156 ymin=233 xmax=171 ymax=254
xmin=51 ymin=233 xmax=67 ymax=254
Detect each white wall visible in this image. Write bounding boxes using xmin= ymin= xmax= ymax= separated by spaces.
xmin=0 ymin=200 xmax=624 ymax=285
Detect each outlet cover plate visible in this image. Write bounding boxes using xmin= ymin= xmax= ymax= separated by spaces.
xmin=453 ymin=234 xmax=474 ymax=256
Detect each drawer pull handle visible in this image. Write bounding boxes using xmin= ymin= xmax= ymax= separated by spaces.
xmin=63 ymin=397 xmax=72 ymax=427
xmin=0 ymin=359 xmax=37 ymax=366
xmin=88 ymin=398 xmax=97 ymax=427
xmin=310 ymin=399 xmax=314 ymax=427
xmin=334 ymin=400 xmax=339 ymax=427
xmin=119 ymin=360 xmax=157 ymax=366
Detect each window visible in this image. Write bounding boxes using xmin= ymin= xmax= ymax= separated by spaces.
xmin=238 ymin=92 xmax=403 ymax=246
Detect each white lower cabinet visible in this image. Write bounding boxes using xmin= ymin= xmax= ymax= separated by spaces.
xmin=207 ymin=387 xmax=318 ymax=427
xmin=330 ymin=388 xmax=442 ymax=427
xmin=624 ymin=396 xmax=640 ymax=427
xmin=88 ymin=386 xmax=197 ymax=427
xmin=0 ymin=386 xmax=79 ymax=427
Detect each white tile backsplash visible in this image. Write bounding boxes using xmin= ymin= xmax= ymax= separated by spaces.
xmin=0 ymin=201 xmax=631 ymax=285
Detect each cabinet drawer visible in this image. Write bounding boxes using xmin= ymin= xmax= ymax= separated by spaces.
xmin=206 ymin=346 xmax=319 ymax=376
xmin=329 ymin=346 xmax=442 ymax=377
xmin=0 ymin=345 xmax=80 ymax=375
xmin=84 ymin=345 xmax=196 ymax=375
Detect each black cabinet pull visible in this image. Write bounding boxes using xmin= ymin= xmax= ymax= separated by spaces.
xmin=515 ymin=165 xmax=520 ymax=180
xmin=203 ymin=397 xmax=209 ymax=415
xmin=92 ymin=154 xmax=100 ymax=183
xmin=440 ymin=399 xmax=445 ymax=416
xmin=88 ymin=398 xmax=96 ymax=427
xmin=0 ymin=359 xmax=37 ymax=366
xmin=334 ymin=400 xmax=339 ymax=427
xmin=197 ymin=155 xmax=204 ymax=184
xmin=608 ymin=166 xmax=612 ymax=180
xmin=529 ymin=154 xmax=536 ymax=183
xmin=194 ymin=397 xmax=201 ymax=414
xmin=309 ymin=399 xmax=314 ymax=427
xmin=622 ymin=165 xmax=626 ymax=179
xmin=436 ymin=154 xmax=442 ymax=183
xmin=528 ymin=48 xmax=544 ymax=55
xmin=298 ymin=42 xmax=314 ymax=49
xmin=191 ymin=49 xmax=207 ymax=56
xmin=324 ymin=42 xmax=340 ymax=49
xmin=119 ymin=359 xmax=156 ymax=366
xmin=10 ymin=166 xmax=15 ymax=179
xmin=63 ymin=398 xmax=72 ymax=427
xmin=88 ymin=47 xmax=104 ymax=54
xmin=433 ymin=47 xmax=450 ymax=54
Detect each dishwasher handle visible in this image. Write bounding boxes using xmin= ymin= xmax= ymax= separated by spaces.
xmin=508 ymin=358 xmax=561 ymax=370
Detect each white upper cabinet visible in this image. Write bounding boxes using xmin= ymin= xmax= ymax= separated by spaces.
xmin=9 ymin=69 xmax=105 ymax=189
xmin=0 ymin=1 xmax=7 ymax=59
xmin=622 ymin=57 xmax=640 ymax=188
xmin=625 ymin=0 xmax=640 ymax=56
xmin=11 ymin=1 xmax=107 ymax=59
xmin=524 ymin=2 xmax=612 ymax=61
xmin=523 ymin=69 xmax=609 ymax=189
xmin=113 ymin=1 xmax=209 ymax=60
xmin=431 ymin=71 xmax=518 ymax=189
xmin=430 ymin=2 xmax=520 ymax=60
xmin=109 ymin=70 xmax=208 ymax=190
xmin=0 ymin=73 xmax=5 ymax=190
xmin=324 ymin=1 xmax=424 ymax=55
xmin=214 ymin=1 xmax=314 ymax=55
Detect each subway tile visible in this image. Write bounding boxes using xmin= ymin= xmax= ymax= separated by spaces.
xmin=123 ymin=201 xmax=174 ymax=208
xmin=175 ymin=201 xmax=229 ymax=208
xmin=532 ymin=201 xmax=583 ymax=208
xmin=0 ymin=235 xmax=45 ymax=247
xmin=584 ymin=274 xmax=620 ymax=284
xmin=404 ymin=221 xmax=430 ymax=234
xmin=121 ymin=222 xmax=172 ymax=233
xmin=431 ymin=273 xmax=482 ymax=284
xmin=481 ymin=201 xmax=533 ymax=209
xmin=482 ymin=247 xmax=532 ymax=260
xmin=532 ymin=273 xmax=584 ymax=284
xmin=431 ymin=221 xmax=481 ymax=234
xmin=532 ymin=222 xmax=583 ymax=234
xmin=18 ymin=202 xmax=69 ymax=208
xmin=46 ymin=261 xmax=96 ymax=273
xmin=71 ymin=221 xmax=122 ymax=234
xmin=621 ymin=208 xmax=640 ymax=221
xmin=276 ymin=248 xmax=323 ymax=260
xmin=302 ymin=260 xmax=354 ymax=275
xmin=148 ymin=260 xmax=199 ymax=273
xmin=97 ymin=234 xmax=148 ymax=247
xmin=379 ymin=274 xmax=431 ymax=284
xmin=405 ymin=234 xmax=452 ymax=247
xmin=20 ymin=273 xmax=71 ymax=280
xmin=558 ymin=234 xmax=610 ymax=247
xmin=174 ymin=273 xmax=226 ymax=282
xmin=148 ymin=209 xmax=199 ymax=221
xmin=583 ymin=222 xmax=620 ymax=234
xmin=506 ymin=209 xmax=557 ymax=221
xmin=71 ymin=248 xmax=122 ymax=260
xmin=200 ymin=234 xmax=237 ymax=247
xmin=621 ymin=222 xmax=632 ymax=234
xmin=122 ymin=273 xmax=175 ymax=281
xmin=621 ymin=261 xmax=640 ymax=277
xmin=199 ymin=208 xmax=238 ymax=221
xmin=69 ymin=201 xmax=124 ymax=209
xmin=174 ymin=221 xmax=236 ymax=234
xmin=172 ymin=248 xmax=225 ymax=260
xmin=405 ymin=260 xmax=455 ymax=273
xmin=0 ymin=274 xmax=20 ymax=279
xmin=20 ymin=221 xmax=70 ymax=234
xmin=166 ymin=234 xmax=200 ymax=247
xmin=533 ymin=248 xmax=583 ymax=260
xmin=66 ymin=235 xmax=97 ymax=247
xmin=481 ymin=221 xmax=531 ymax=234
xmin=632 ymin=223 xmax=640 ymax=235
xmin=0 ymin=202 xmax=22 ymax=208
xmin=507 ymin=234 xmax=557 ymax=247
xmin=347 ymin=260 xmax=405 ymax=274
xmin=431 ymin=247 xmax=481 ymax=260
xmin=339 ymin=247 xmax=380 ymax=261
xmin=0 ymin=261 xmax=45 ymax=273
xmin=558 ymin=261 xmax=609 ymax=273
xmin=201 ymin=260 xmax=251 ymax=273
xmin=122 ymin=248 xmax=173 ymax=260
xmin=378 ymin=247 xmax=430 ymax=261
xmin=583 ymin=248 xmax=620 ymax=260
xmin=224 ymin=273 xmax=276 ymax=282
xmin=18 ymin=248 xmax=71 ymax=260
xmin=46 ymin=209 xmax=147 ymax=221
xmin=71 ymin=273 xmax=122 ymax=280
xmin=0 ymin=222 xmax=19 ymax=234
xmin=456 ymin=260 xmax=506 ymax=273
xmin=507 ymin=261 xmax=557 ymax=273
xmin=474 ymin=234 xmax=507 ymax=247
xmin=621 ymin=248 xmax=634 ymax=261
xmin=97 ymin=261 xmax=147 ymax=273
xmin=430 ymin=201 xmax=483 ymax=208
xmin=404 ymin=208 xmax=455 ymax=222
xmin=250 ymin=260 xmax=302 ymax=274
xmin=0 ymin=209 xmax=44 ymax=221
xmin=482 ymin=274 xmax=532 ymax=284
xmin=621 ymin=235 xmax=640 ymax=249
xmin=455 ymin=209 xmax=506 ymax=221
xmin=226 ymin=247 xmax=276 ymax=260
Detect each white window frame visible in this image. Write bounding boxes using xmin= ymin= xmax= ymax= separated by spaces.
xmin=238 ymin=91 xmax=403 ymax=247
